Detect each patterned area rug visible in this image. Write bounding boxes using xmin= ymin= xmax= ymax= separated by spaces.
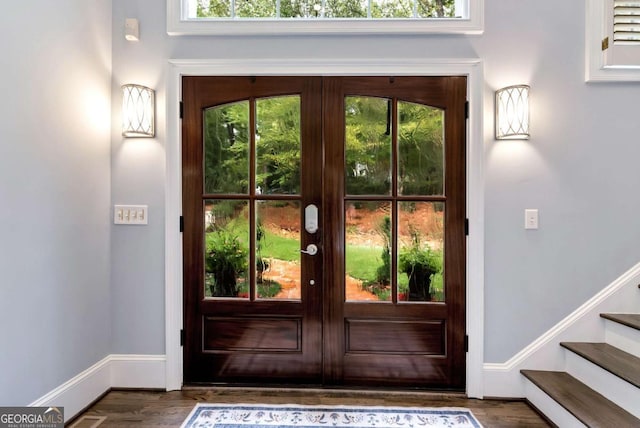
xmin=180 ymin=403 xmax=483 ymax=428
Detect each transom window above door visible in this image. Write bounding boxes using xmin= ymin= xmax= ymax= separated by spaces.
xmin=194 ymin=0 xmax=461 ymax=19
xmin=167 ymin=0 xmax=484 ymax=35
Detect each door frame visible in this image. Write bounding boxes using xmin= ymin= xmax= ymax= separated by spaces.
xmin=165 ymin=58 xmax=485 ymax=397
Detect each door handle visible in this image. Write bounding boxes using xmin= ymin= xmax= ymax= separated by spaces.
xmin=300 ymin=244 xmax=318 ymax=256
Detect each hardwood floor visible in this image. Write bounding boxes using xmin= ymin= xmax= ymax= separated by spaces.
xmin=71 ymin=388 xmax=551 ymax=427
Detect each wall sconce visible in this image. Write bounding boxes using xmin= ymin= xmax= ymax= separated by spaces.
xmin=495 ymin=85 xmax=530 ymax=140
xmin=122 ymin=84 xmax=155 ymax=138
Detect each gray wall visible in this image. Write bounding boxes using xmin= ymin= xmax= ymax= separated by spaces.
xmin=111 ymin=2 xmax=167 ymax=355
xmin=480 ymin=1 xmax=640 ymax=360
xmin=0 ymin=2 xmax=112 ymax=404
xmin=112 ymin=0 xmax=640 ymax=363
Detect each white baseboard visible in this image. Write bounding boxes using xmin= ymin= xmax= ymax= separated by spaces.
xmin=483 ymin=261 xmax=640 ymax=398
xmin=30 ymin=354 xmax=166 ymax=422
xmin=110 ymin=354 xmax=166 ymax=389
xmin=29 ymin=356 xmax=111 ymax=422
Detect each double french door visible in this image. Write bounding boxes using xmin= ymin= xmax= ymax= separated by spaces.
xmin=182 ymin=76 xmax=466 ymax=389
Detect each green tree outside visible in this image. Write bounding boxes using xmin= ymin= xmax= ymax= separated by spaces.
xmin=196 ymin=0 xmax=456 ymax=19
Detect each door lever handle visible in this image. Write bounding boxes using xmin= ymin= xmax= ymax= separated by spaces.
xmin=300 ymin=244 xmax=318 ymax=256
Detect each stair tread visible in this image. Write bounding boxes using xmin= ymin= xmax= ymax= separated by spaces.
xmin=521 ymin=370 xmax=640 ymax=428
xmin=560 ymin=342 xmax=640 ymax=388
xmin=601 ymin=313 xmax=640 ymax=331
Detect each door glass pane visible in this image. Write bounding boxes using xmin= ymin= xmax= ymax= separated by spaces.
xmin=256 ymin=201 xmax=301 ymax=300
xmin=345 ymin=201 xmax=392 ymax=302
xmin=256 ymin=96 xmax=301 ymax=195
xmin=204 ymin=199 xmax=249 ymax=299
xmin=204 ymin=101 xmax=250 ymax=194
xmin=345 ymin=96 xmax=392 ymax=196
xmin=398 ymin=101 xmax=444 ymax=196
xmin=397 ymin=201 xmax=444 ymax=302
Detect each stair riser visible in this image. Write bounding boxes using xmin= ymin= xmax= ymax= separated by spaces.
xmin=565 ymin=351 xmax=640 ymax=418
xmin=604 ymin=319 xmax=640 ymax=358
xmin=523 ymin=379 xmax=588 ymax=428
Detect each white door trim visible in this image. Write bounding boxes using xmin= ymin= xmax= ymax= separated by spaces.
xmin=165 ymin=58 xmax=485 ymax=398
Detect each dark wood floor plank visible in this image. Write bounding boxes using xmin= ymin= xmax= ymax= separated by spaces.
xmin=74 ymin=388 xmax=551 ymax=428
xmin=560 ymin=342 xmax=640 ymax=388
xmin=521 ymin=370 xmax=640 ymax=428
xmin=601 ymin=313 xmax=640 ymax=331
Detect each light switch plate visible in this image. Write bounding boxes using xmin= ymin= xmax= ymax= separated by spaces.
xmin=525 ymin=209 xmax=538 ymax=230
xmin=114 ymin=205 xmax=148 ymax=225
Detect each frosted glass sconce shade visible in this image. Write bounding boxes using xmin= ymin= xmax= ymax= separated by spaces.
xmin=122 ymin=84 xmax=155 ymax=137
xmin=495 ymin=85 xmax=529 ymax=140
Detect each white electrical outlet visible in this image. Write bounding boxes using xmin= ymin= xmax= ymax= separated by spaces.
xmin=114 ymin=205 xmax=148 ymax=225
xmin=525 ymin=209 xmax=539 ymax=230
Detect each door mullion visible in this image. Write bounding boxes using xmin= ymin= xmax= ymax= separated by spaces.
xmin=322 ymin=77 xmax=345 ymax=385
xmin=249 ymin=97 xmax=257 ymax=301
xmin=300 ymin=77 xmax=324 ymax=376
xmin=391 ymin=98 xmax=399 ymax=304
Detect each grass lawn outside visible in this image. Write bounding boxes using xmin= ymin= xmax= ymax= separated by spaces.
xmin=206 ymin=226 xmax=413 ymax=288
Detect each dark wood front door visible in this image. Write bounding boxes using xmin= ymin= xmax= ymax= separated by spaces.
xmin=182 ymin=76 xmax=467 ymax=389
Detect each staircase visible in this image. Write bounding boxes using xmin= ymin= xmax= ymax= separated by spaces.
xmin=521 ymin=286 xmax=640 ymax=427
